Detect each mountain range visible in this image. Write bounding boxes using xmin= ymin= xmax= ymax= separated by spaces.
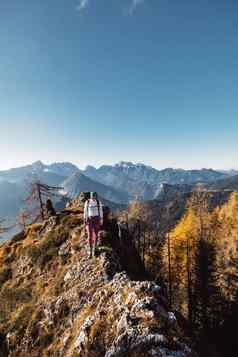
xmin=208 ymin=173 xmax=238 ymax=191
xmin=84 ymin=162 xmax=227 ymax=200
xmin=0 ymin=160 xmax=237 ymax=239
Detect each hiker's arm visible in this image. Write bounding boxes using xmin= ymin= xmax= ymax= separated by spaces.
xmin=99 ymin=202 xmax=103 ymax=225
xmin=84 ymin=201 xmax=88 ymax=223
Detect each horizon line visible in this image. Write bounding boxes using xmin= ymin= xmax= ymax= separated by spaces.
xmin=0 ymin=160 xmax=237 ymax=173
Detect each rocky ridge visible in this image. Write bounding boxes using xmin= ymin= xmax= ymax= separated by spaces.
xmin=0 ymin=200 xmax=195 ymax=356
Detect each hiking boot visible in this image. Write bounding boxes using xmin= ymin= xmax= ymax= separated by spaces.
xmin=88 ymin=245 xmax=93 ymax=259
xmin=92 ymin=242 xmax=97 ymax=258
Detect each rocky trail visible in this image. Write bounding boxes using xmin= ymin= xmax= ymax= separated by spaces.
xmin=0 ymin=201 xmax=196 ymax=357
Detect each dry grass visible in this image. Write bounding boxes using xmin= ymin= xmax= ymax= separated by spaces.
xmin=10 ymin=302 xmax=35 ymax=338
xmin=52 ymin=265 xmax=68 ymax=296
xmin=0 ymin=281 xmax=33 ymax=332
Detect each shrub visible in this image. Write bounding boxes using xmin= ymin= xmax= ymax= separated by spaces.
xmin=0 ymin=286 xmax=32 ymax=308
xmin=37 ymin=246 xmax=59 ymax=268
xmin=0 ymin=285 xmax=32 ymax=327
xmin=24 ymin=245 xmax=41 ymax=264
xmin=53 ymin=268 xmax=67 ymax=296
xmin=10 ymin=303 xmax=34 ymax=334
xmin=0 ymin=267 xmax=12 ymax=287
xmin=35 ymin=333 xmax=54 ymax=349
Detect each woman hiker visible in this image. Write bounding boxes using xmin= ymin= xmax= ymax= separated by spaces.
xmin=84 ymin=192 xmax=103 ymax=258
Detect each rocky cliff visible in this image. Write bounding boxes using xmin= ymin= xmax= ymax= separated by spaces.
xmin=0 ymin=200 xmax=196 ymax=357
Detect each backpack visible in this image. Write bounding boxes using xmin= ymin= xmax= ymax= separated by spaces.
xmin=87 ymin=199 xmax=101 ymax=217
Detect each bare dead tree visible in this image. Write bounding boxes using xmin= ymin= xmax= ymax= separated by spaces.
xmin=25 ymin=179 xmax=63 ymax=221
xmin=16 ymin=209 xmax=33 ymax=229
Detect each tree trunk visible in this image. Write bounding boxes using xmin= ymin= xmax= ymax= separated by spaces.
xmin=37 ymin=184 xmax=44 ymax=220
xmin=167 ymin=233 xmax=172 ymax=309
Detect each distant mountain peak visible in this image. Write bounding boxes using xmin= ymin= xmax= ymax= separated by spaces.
xmin=116 ymin=161 xmax=134 ymax=167
xmin=32 ymin=160 xmax=45 ymax=169
xmin=85 ymin=165 xmax=96 ymax=171
xmin=62 ymin=171 xmax=129 ymax=203
xmin=116 ymin=161 xmax=153 ymax=169
xmin=49 ymin=161 xmax=79 ymax=168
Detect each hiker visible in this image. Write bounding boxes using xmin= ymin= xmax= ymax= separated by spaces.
xmin=84 ymin=192 xmax=103 ymax=258
xmin=46 ymin=199 xmax=56 ymax=218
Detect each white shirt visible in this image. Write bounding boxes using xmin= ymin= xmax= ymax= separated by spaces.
xmin=84 ymin=199 xmax=103 ymax=221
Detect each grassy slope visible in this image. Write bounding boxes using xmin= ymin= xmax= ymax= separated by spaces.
xmin=0 ymin=205 xmax=194 ymax=357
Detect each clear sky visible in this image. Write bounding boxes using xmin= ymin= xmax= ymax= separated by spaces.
xmin=0 ymin=0 xmax=237 ymax=170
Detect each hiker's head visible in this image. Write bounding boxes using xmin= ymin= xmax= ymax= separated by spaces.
xmin=91 ymin=192 xmax=98 ymax=200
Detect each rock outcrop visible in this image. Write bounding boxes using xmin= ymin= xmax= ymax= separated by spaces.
xmin=0 ymin=201 xmax=196 ymax=357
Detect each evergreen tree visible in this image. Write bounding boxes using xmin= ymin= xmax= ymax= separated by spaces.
xmin=193 ymin=238 xmax=217 ymax=330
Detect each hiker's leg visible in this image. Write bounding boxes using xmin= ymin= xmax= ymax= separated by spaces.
xmin=94 ymin=217 xmax=101 ymax=244
xmin=90 ymin=217 xmax=99 ymax=257
xmin=92 ymin=217 xmax=101 ymax=256
xmin=86 ymin=220 xmax=93 ymax=258
xmin=91 ymin=224 xmax=96 ymax=258
xmin=89 ymin=218 xmax=96 ymax=244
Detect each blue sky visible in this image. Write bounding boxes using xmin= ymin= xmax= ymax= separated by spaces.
xmin=0 ymin=0 xmax=237 ymax=170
